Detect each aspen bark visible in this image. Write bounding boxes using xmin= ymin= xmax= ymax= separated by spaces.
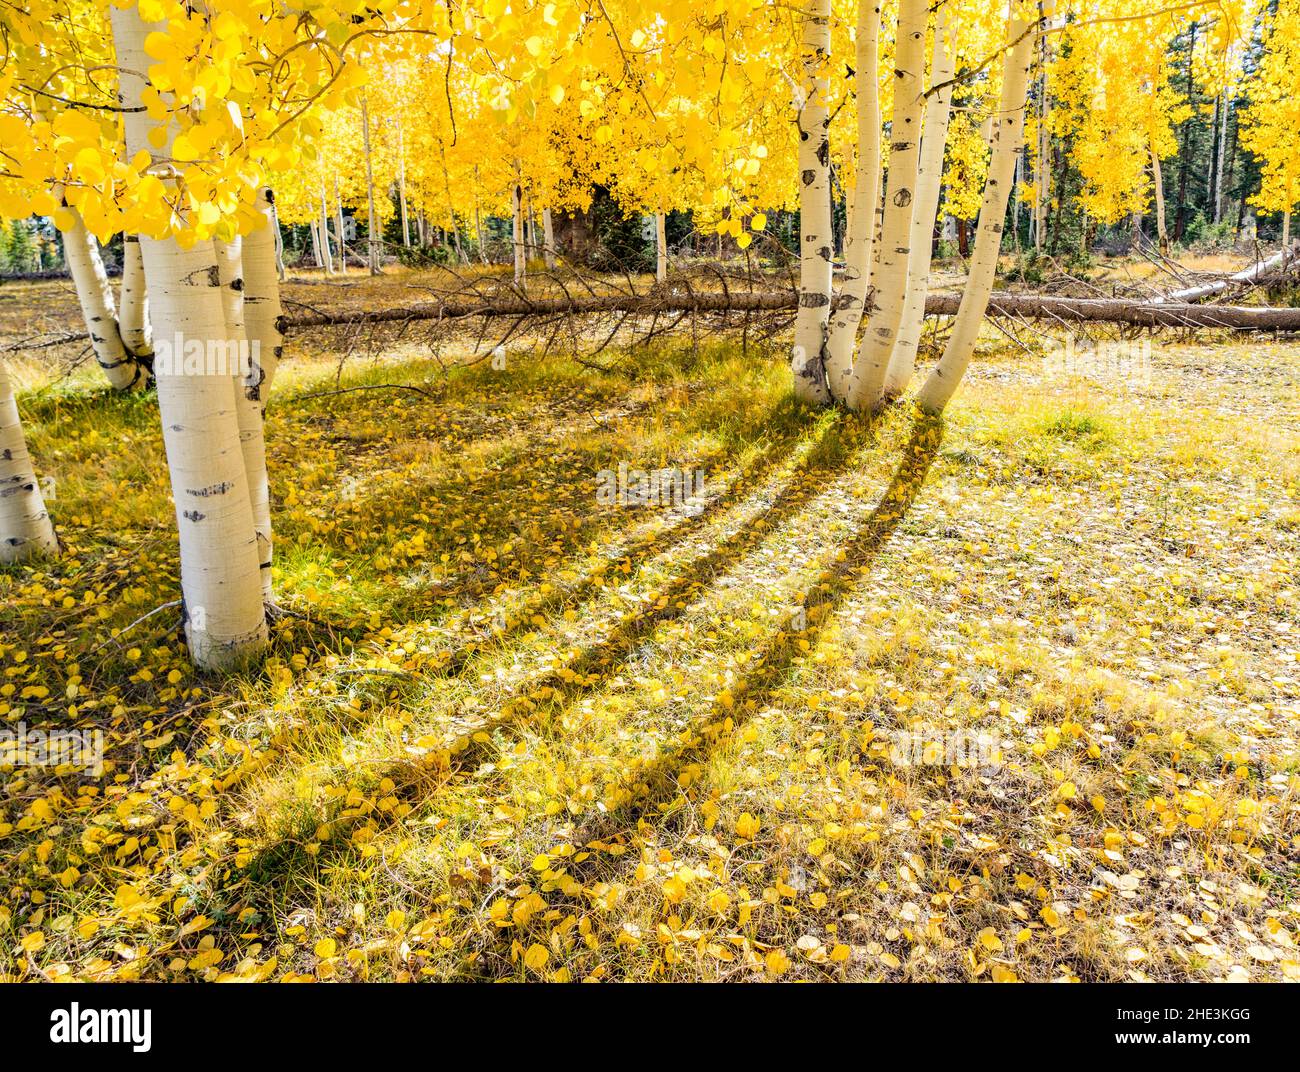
xmin=0 ymin=361 xmax=58 ymax=563
xmin=397 ymin=117 xmax=411 ymax=248
xmin=917 ymin=13 xmax=1035 ymax=415
xmin=655 ymin=211 xmax=668 ymax=282
xmin=213 ymin=236 xmax=273 ymax=604
xmin=824 ymin=0 xmax=882 ymax=401
xmin=319 ymin=184 xmax=335 ymax=274
xmin=309 ymin=219 xmax=325 ymax=269
xmin=845 ymin=0 xmax=929 ymax=411
xmin=119 ymin=235 xmax=151 ymax=359
xmin=360 ymin=91 xmax=381 ymax=275
xmin=512 ymin=172 xmax=526 ymax=285
xmin=791 ymin=0 xmax=834 ymax=406
xmin=1151 ymin=144 xmax=1169 ymax=251
xmin=60 ymin=205 xmax=145 ymax=391
xmin=333 ymin=174 xmax=347 ymax=274
xmin=1213 ymin=88 xmax=1228 ymax=224
xmin=884 ymin=1 xmax=955 ymax=399
xmin=243 ymin=188 xmax=284 ymax=397
xmin=111 ymin=3 xmax=267 ymax=669
xmin=543 ymin=207 xmax=557 ymax=270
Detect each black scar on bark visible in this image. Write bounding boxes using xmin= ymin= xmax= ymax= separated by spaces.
xmin=182 ymin=509 xmax=206 ymax=522
xmin=230 ymin=278 xmax=244 ymax=292
xmin=816 ymin=139 xmax=829 ymax=168
xmin=274 ymin=315 xmax=289 ymax=335
xmin=893 ymin=189 xmax=913 ymax=208
xmin=800 ymin=130 xmax=809 ymax=142
xmin=182 ymin=265 xmax=222 ymax=288
xmin=799 ymin=292 xmax=831 ymax=307
xmin=802 ymin=170 xmax=816 ymax=186
xmin=0 ymin=449 xmax=11 ymax=460
xmin=891 ymin=141 xmax=913 ymax=152
xmin=187 ymin=481 xmax=234 ymax=497
xmin=264 ymin=189 xmax=276 ymax=205
xmin=817 ymin=246 xmax=832 ymax=262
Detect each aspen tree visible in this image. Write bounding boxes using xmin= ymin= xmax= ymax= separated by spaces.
xmin=884 ymin=1 xmax=955 ymax=400
xmin=118 ymin=237 xmax=151 ymax=358
xmin=824 ymin=0 xmax=882 ymax=403
xmin=791 ymin=0 xmax=833 ymax=406
xmin=846 ymin=0 xmax=929 ymax=411
xmin=360 ymin=90 xmax=381 ymax=275
xmin=512 ymin=172 xmax=526 ymax=285
xmin=655 ymin=211 xmax=667 ymax=282
xmin=917 ymin=11 xmax=1036 ymax=415
xmin=543 ymin=207 xmax=557 ymax=269
xmin=0 ymin=361 xmax=57 ymax=564
xmin=110 ymin=4 xmax=267 ymax=669
xmin=58 ymin=204 xmax=148 ymax=391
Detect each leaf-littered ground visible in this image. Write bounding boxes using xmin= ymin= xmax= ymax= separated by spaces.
xmin=1 ymin=282 xmax=1297 ymax=981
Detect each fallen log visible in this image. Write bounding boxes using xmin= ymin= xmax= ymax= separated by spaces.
xmin=1147 ymin=242 xmax=1300 ymax=305
xmin=286 ymin=289 xmax=1300 ymax=332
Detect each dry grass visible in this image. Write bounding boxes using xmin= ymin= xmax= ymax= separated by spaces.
xmin=0 ymin=267 xmax=1297 ymax=982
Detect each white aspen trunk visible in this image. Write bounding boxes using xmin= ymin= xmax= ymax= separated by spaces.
xmin=1151 ymin=144 xmax=1169 ymax=251
xmin=0 ymin=361 xmax=58 ymax=563
xmin=60 ymin=204 xmax=143 ymax=391
xmin=243 ymin=188 xmax=284 ymax=397
xmin=543 ymin=207 xmax=557 ymax=270
xmin=397 ymin=117 xmax=411 ymax=248
xmin=824 ymin=0 xmax=882 ymax=401
xmin=916 ymin=13 xmax=1035 ymax=416
xmin=333 ymin=174 xmax=347 ymax=275
xmin=360 ymin=92 xmax=381 ymax=275
xmin=1212 ymin=88 xmax=1228 ymax=224
xmin=1285 ymin=207 xmax=1292 ymax=250
xmin=273 ymin=201 xmax=286 ymax=282
xmin=474 ymin=166 xmax=489 ymax=264
xmin=118 ymin=235 xmax=151 ymax=358
xmin=213 ymin=236 xmax=273 ymax=604
xmin=309 ymin=218 xmax=324 ymax=268
xmin=512 ymin=172 xmax=526 ymax=285
xmin=845 ymin=0 xmax=929 ymax=411
xmin=319 ymin=185 xmax=335 ymax=275
xmin=655 ymin=211 xmax=667 ymax=282
xmin=112 ymin=4 xmax=267 ymax=670
xmin=884 ymin=1 xmax=955 ymax=399
xmin=1033 ymin=0 xmax=1050 ymax=251
xmin=791 ymin=0 xmax=834 ymax=406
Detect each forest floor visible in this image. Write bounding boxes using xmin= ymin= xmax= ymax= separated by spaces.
xmin=1 ymin=263 xmax=1298 ymax=982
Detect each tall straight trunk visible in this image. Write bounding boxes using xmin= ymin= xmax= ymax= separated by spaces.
xmin=824 ymin=0 xmax=882 ymax=400
xmin=916 ymin=12 xmax=1035 ymax=415
xmin=1033 ymin=0 xmax=1051 ymax=252
xmin=1216 ymin=89 xmax=1227 ymax=226
xmin=474 ymin=166 xmax=489 ymax=264
xmin=791 ymin=0 xmax=834 ymax=405
xmin=0 ymin=361 xmax=58 ymax=563
xmin=60 ymin=204 xmax=145 ymax=390
xmin=119 ymin=235 xmax=151 ymax=358
xmin=309 ymin=219 xmax=325 ymax=268
xmin=243 ymin=188 xmax=284 ymax=398
xmin=360 ymin=92 xmax=381 ymax=275
xmin=397 ymin=117 xmax=411 ymax=248
xmin=1173 ymin=21 xmax=1197 ymax=242
xmin=512 ymin=170 xmax=526 ymax=285
xmin=543 ymin=207 xmax=557 ymax=270
xmin=272 ymin=200 xmax=286 ymax=282
xmin=884 ymin=1 xmax=955 ymax=399
xmin=112 ymin=3 xmax=267 ymax=670
xmin=319 ymin=184 xmax=335 ymax=274
xmin=655 ymin=211 xmax=668 ymax=282
xmin=214 ymin=236 xmax=273 ymax=603
xmin=333 ymin=174 xmax=347 ymax=274
xmin=845 ymin=0 xmax=928 ymax=411
xmin=1151 ymin=144 xmax=1169 ymax=251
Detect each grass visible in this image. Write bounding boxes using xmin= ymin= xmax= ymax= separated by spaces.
xmin=0 ymin=272 xmax=1297 ymax=982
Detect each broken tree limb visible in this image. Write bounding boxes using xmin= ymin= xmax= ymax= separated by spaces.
xmin=1148 ymin=241 xmax=1300 ymax=304
xmin=286 ymin=289 xmax=1300 ymax=332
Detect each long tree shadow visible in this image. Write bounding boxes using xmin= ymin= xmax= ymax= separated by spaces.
xmin=454 ymin=413 xmax=944 ymax=979
xmin=238 ymin=406 xmax=864 ymax=892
